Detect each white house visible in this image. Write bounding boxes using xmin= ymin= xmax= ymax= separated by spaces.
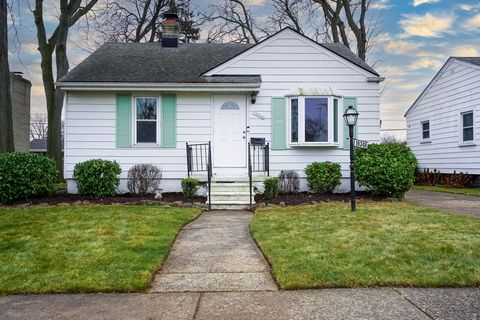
xmin=405 ymin=57 xmax=480 ymax=177
xmin=58 ymin=10 xmax=382 ymax=207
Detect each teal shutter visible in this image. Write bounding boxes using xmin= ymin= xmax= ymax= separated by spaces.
xmin=343 ymin=97 xmax=358 ymax=150
xmin=333 ymin=99 xmax=339 ymax=143
xmin=271 ymin=97 xmax=286 ymax=150
xmin=116 ymin=93 xmax=132 ymax=148
xmin=161 ymin=94 xmax=177 ymax=148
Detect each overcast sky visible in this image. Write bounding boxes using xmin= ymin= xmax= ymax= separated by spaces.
xmin=7 ymin=0 xmax=480 ymax=139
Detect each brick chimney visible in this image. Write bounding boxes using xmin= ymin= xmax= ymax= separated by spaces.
xmin=161 ymin=0 xmax=180 ymax=48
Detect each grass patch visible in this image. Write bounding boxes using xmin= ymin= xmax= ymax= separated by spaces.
xmin=0 ymin=205 xmax=200 ymax=294
xmin=250 ymin=201 xmax=480 ymax=289
xmin=413 ymin=185 xmax=480 ymax=197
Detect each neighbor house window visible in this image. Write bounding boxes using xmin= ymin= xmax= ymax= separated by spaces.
xmin=462 ymin=111 xmax=474 ymax=142
xmin=421 ymin=121 xmax=430 ymax=140
xmin=135 ymin=97 xmax=158 ymax=143
xmin=288 ymin=96 xmax=340 ymax=146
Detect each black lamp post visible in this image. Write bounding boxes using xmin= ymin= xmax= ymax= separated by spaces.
xmin=343 ymin=105 xmax=359 ymax=212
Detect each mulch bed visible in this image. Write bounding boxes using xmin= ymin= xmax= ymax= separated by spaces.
xmin=255 ymin=192 xmax=385 ymax=206
xmin=9 ymin=192 xmax=207 ymax=207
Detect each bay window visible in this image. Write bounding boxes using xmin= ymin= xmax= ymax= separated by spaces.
xmin=288 ymin=96 xmax=341 ymax=146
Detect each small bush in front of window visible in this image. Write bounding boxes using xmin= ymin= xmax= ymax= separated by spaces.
xmin=278 ymin=170 xmax=300 ymax=193
xmin=355 ymin=143 xmax=417 ymax=198
xmin=305 ymin=162 xmax=342 ymax=194
xmin=127 ymin=164 xmax=162 ymax=196
xmin=74 ymin=159 xmax=122 ymax=197
xmin=0 ymin=153 xmax=58 ymax=204
xmin=263 ymin=177 xmax=280 ymax=199
xmin=181 ymin=178 xmax=199 ymax=198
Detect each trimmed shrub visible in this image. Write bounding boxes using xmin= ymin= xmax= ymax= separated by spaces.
xmin=305 ymin=162 xmax=342 ymax=194
xmin=264 ymin=177 xmax=280 ymax=199
xmin=278 ymin=170 xmax=300 ymax=193
xmin=443 ymin=171 xmax=472 ymax=188
xmin=74 ymin=159 xmax=121 ymax=197
xmin=127 ymin=164 xmax=162 ymax=196
xmin=355 ymin=143 xmax=417 ymax=198
xmin=416 ymin=168 xmax=442 ymax=186
xmin=0 ymin=152 xmax=58 ymax=204
xmin=181 ymin=178 xmax=199 ymax=198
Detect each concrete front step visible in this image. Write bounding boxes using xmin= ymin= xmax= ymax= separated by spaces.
xmin=208 ymin=181 xmax=256 ymax=210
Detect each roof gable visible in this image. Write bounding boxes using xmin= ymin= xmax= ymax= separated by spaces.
xmin=204 ymin=27 xmax=379 ymax=77
xmin=404 ymin=57 xmax=480 ymax=117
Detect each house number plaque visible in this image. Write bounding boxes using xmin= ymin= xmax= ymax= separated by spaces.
xmin=252 ymin=112 xmax=266 ymax=120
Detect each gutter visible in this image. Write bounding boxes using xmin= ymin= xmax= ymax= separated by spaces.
xmin=55 ymin=81 xmax=261 ymax=92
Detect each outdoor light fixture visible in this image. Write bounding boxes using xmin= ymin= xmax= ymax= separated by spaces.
xmin=250 ymin=92 xmax=257 ymax=104
xmin=343 ymin=105 xmax=359 ymax=212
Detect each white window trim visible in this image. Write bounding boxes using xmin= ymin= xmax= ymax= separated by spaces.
xmin=458 ymin=110 xmax=476 ymax=146
xmin=133 ymin=96 xmax=161 ymax=146
xmin=287 ymin=96 xmax=342 ymax=147
xmin=420 ymin=120 xmax=431 ymax=144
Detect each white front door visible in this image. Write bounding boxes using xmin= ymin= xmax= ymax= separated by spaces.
xmin=213 ymin=95 xmax=247 ymax=170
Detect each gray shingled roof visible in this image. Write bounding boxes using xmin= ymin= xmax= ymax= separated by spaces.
xmin=60 ymin=29 xmax=378 ymax=84
xmin=455 ymin=57 xmax=480 ymax=66
xmin=320 ymin=42 xmax=378 ymax=76
xmin=60 ymin=43 xmax=258 ymax=83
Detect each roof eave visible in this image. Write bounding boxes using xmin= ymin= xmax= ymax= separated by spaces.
xmin=56 ymin=81 xmax=262 ymax=92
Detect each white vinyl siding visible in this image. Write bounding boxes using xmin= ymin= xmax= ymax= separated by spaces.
xmin=65 ymin=91 xmax=212 ymax=191
xmin=210 ymin=29 xmax=380 ymax=180
xmin=406 ymin=59 xmax=480 ymax=174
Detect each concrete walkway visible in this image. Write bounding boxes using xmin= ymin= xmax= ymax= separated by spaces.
xmin=149 ymin=210 xmax=277 ymax=292
xmin=1 ymin=288 xmax=479 ymax=319
xmin=406 ymin=189 xmax=480 ymax=217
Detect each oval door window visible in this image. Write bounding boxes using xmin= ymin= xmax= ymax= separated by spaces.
xmin=221 ymin=101 xmax=240 ymax=110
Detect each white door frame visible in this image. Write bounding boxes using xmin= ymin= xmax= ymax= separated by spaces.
xmin=212 ymin=94 xmax=248 ymax=174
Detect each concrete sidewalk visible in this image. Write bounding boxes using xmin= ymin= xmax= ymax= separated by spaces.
xmin=149 ymin=210 xmax=277 ymax=292
xmin=406 ymin=189 xmax=480 ymax=217
xmin=1 ymin=288 xmax=479 ymax=320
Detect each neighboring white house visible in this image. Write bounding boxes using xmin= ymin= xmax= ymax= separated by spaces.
xmin=58 ymin=9 xmax=382 ymax=202
xmin=405 ymin=57 xmax=480 ymax=176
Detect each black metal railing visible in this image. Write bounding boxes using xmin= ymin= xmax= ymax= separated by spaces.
xmin=248 ymin=142 xmax=270 ymax=209
xmin=186 ymin=142 xmax=212 ymax=210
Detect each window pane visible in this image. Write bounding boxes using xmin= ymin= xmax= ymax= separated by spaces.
xmin=463 ymin=128 xmax=474 ymax=141
xmin=305 ymin=98 xmax=328 ymax=142
xmin=463 ymin=112 xmax=473 ymax=128
xmin=291 ymin=99 xmax=298 ymax=142
xmin=333 ymin=99 xmax=338 ymax=142
xmin=422 ymin=121 xmax=429 ymax=131
xmin=137 ymin=121 xmax=157 ymax=143
xmin=137 ymin=98 xmax=157 ymax=120
xmin=423 ymin=130 xmax=430 ymax=139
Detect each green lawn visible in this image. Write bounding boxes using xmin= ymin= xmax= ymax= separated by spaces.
xmin=250 ymin=202 xmax=480 ymax=289
xmin=0 ymin=205 xmax=200 ymax=294
xmin=413 ymin=185 xmax=480 ymax=197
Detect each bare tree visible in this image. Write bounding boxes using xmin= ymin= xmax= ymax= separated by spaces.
xmin=313 ymin=0 xmax=373 ymax=62
xmin=202 ymin=0 xmax=263 ymax=44
xmin=269 ymin=0 xmax=306 ymax=34
xmin=30 ymin=114 xmax=48 ymax=140
xmin=0 ymin=0 xmax=14 ymax=152
xmin=33 ymin=0 xmax=98 ymax=179
xmin=95 ymin=0 xmax=200 ymax=43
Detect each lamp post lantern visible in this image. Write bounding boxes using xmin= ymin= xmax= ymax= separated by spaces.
xmin=343 ymin=105 xmax=359 ymax=212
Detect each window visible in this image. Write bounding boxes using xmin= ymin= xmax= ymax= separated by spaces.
xmin=135 ymin=97 xmax=158 ymax=144
xmin=462 ymin=111 xmax=474 ymax=142
xmin=288 ymin=96 xmax=340 ymax=146
xmin=291 ymin=98 xmax=298 ymax=142
xmin=221 ymin=101 xmax=240 ymax=110
xmin=421 ymin=121 xmax=430 ymax=140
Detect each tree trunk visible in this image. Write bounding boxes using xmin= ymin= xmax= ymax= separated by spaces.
xmin=0 ymin=0 xmax=14 ymax=153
